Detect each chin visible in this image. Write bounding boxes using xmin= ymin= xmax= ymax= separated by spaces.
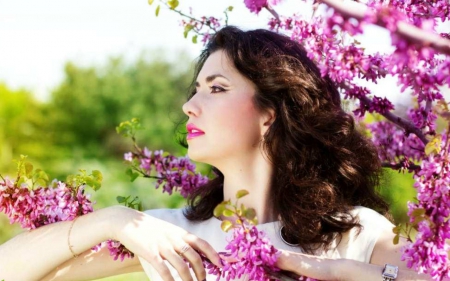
xmin=187 ymin=150 xmax=218 ymax=167
xmin=187 ymin=150 xmax=207 ymax=162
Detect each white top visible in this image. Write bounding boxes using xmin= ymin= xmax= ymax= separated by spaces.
xmin=139 ymin=206 xmax=393 ymax=281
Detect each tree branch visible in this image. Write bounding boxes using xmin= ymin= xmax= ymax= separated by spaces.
xmin=381 ymin=161 xmax=421 ymax=172
xmin=319 ymin=0 xmax=450 ymax=55
xmin=358 ymin=95 xmax=429 ymax=145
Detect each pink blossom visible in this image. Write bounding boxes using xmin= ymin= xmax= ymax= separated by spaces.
xmin=124 ymin=148 xmax=209 ymax=198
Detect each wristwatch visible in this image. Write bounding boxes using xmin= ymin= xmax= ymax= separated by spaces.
xmin=382 ymin=264 xmax=398 ymax=281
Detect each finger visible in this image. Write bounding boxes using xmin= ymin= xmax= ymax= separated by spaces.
xmin=178 ymin=245 xmax=206 ymax=281
xmin=147 ymin=253 xmax=176 ymax=281
xmin=218 ymin=252 xmax=238 ymax=263
xmin=184 ymin=233 xmax=222 ymax=267
xmin=162 ymin=248 xmax=194 ymax=281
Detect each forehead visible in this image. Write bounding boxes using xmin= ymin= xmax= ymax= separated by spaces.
xmin=197 ymin=50 xmax=238 ymax=80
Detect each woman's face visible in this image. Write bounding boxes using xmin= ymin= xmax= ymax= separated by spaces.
xmin=182 ymin=50 xmax=270 ymax=166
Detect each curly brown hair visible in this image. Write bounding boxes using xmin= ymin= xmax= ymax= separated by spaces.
xmin=180 ymin=26 xmax=389 ymax=253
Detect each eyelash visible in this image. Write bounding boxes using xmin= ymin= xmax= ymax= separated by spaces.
xmin=210 ymin=85 xmax=226 ymax=94
xmin=190 ymin=85 xmax=226 ymax=97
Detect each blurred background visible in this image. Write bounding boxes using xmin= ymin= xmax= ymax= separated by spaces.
xmin=0 ymin=0 xmax=418 ymax=280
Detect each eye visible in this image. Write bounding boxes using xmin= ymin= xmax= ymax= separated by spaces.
xmin=210 ymin=85 xmax=226 ymax=94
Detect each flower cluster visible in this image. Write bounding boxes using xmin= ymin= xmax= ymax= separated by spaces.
xmin=93 ymin=240 xmax=135 ymax=261
xmin=260 ymin=1 xmax=449 ymax=277
xmin=0 ymin=158 xmax=136 ymax=261
xmin=124 ymin=148 xmax=209 ymax=198
xmin=0 ymin=161 xmax=93 ymax=230
xmin=0 ymin=178 xmax=93 ymax=230
xmin=244 ymin=0 xmax=282 ymax=14
xmin=367 ymin=121 xmax=425 ymax=163
xmin=221 ymin=225 xmax=281 ymax=281
xmin=179 ymin=14 xmax=222 ymax=45
xmin=204 ymin=191 xmax=317 ymax=281
xmin=407 ymin=106 xmax=437 ymax=134
xmin=403 ymin=134 xmax=450 ymax=279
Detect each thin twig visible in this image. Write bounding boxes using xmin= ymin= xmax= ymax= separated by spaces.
xmin=161 ymin=1 xmax=219 ymax=33
xmin=358 ymin=95 xmax=429 ymax=145
xmin=265 ymin=5 xmax=280 ymax=21
xmin=381 ymin=162 xmax=421 ymax=172
xmin=319 ymin=0 xmax=450 ymax=55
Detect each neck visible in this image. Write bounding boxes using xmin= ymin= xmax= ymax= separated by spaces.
xmin=216 ymin=151 xmax=276 ymax=224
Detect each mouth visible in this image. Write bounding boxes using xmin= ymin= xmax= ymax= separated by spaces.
xmin=186 ymin=123 xmax=205 ymax=140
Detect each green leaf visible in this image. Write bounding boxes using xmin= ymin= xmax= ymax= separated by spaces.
xmin=125 ymin=168 xmax=139 ymax=181
xmin=17 ymin=176 xmax=26 ymax=187
xmin=116 ymin=118 xmax=142 ymax=138
xmin=392 ymin=225 xmax=400 ymax=235
xmin=425 ymin=135 xmax=442 ymax=155
xmin=85 ymin=178 xmax=101 ymax=191
xmin=148 ymin=0 xmax=154 ymax=4
xmin=213 ymin=203 xmax=226 ymax=217
xmin=155 ymin=4 xmax=160 ymax=16
xmin=411 ymin=208 xmax=426 ymax=217
xmin=92 ymin=170 xmax=103 ymax=181
xmin=25 ymin=162 xmax=33 ymax=177
xmin=130 ymin=172 xmax=139 ymax=182
xmin=126 ymin=168 xmax=133 ymax=176
xmin=222 ymin=209 xmax=234 ymax=217
xmin=192 ymin=35 xmax=198 ymax=44
xmin=33 ymin=169 xmax=49 ymax=186
xmin=117 ymin=196 xmax=128 ymax=203
xmin=236 ymin=189 xmax=249 ymax=199
xmin=249 ymin=218 xmax=258 ymax=225
xmin=393 ymin=233 xmax=400 ymax=245
xmin=167 ymin=0 xmax=179 ymax=9
xmin=244 ymin=208 xmax=256 ymax=220
xmin=183 ymin=25 xmax=193 ymax=38
xmin=221 ymin=220 xmax=233 ymax=232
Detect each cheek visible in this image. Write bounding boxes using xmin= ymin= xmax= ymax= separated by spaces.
xmin=215 ymin=99 xmax=261 ymax=142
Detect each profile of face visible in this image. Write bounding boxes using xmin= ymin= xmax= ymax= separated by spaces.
xmin=182 ymin=50 xmax=273 ymax=168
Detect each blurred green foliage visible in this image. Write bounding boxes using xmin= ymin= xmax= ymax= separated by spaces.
xmin=0 ymin=50 xmax=418 ymax=280
xmin=0 ymin=51 xmax=197 ymax=280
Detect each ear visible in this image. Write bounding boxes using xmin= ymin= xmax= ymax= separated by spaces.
xmin=260 ymin=108 xmax=275 ymax=136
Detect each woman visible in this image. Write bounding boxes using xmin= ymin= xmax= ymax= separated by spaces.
xmin=0 ymin=26 xmax=430 ymax=281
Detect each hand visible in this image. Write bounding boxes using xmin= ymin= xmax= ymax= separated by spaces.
xmin=109 ymin=206 xmax=222 ymax=281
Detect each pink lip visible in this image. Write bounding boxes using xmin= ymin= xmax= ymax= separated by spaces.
xmin=186 ymin=123 xmax=205 ymax=140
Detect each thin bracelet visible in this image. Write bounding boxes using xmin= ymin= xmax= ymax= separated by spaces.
xmin=67 ymin=217 xmax=79 ymax=258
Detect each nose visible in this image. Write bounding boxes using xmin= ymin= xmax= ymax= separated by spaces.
xmin=182 ymin=96 xmax=200 ymax=117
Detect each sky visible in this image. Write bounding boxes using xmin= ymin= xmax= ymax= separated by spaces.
xmin=0 ymin=0 xmax=399 ymax=101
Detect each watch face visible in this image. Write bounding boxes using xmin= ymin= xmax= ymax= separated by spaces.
xmin=383 ymin=264 xmax=398 ymax=278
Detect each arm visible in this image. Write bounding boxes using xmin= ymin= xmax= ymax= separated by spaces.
xmin=41 ymin=247 xmax=142 ymax=281
xmin=276 ymin=250 xmax=447 ymax=281
xmin=0 ymin=206 xmax=222 ymax=281
xmin=0 ymin=207 xmax=116 ymax=281
xmin=274 ymin=227 xmax=449 ymax=281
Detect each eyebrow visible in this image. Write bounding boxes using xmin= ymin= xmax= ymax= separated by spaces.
xmin=195 ymin=74 xmax=230 ymax=87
